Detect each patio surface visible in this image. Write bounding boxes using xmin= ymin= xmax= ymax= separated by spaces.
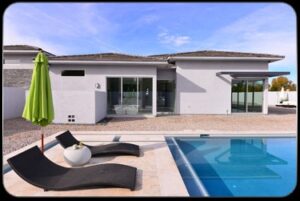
xmin=3 ymin=106 xmax=297 ymax=155
xmin=2 ymin=106 xmax=297 ymax=197
xmin=3 ymin=132 xmax=189 ymax=196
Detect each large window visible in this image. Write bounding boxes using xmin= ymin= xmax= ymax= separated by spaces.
xmin=232 ymin=79 xmax=264 ymax=113
xmin=107 ymin=77 xmax=152 ymax=115
xmin=231 ymin=80 xmax=247 ymax=113
xmin=247 ymin=80 xmax=264 ymax=112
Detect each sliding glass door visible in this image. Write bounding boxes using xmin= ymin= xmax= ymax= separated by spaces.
xmin=231 ymin=79 xmax=264 ymax=113
xmin=231 ymin=80 xmax=247 ymax=113
xmin=122 ymin=78 xmax=138 ymax=115
xmin=107 ymin=77 xmax=152 ymax=115
xmin=247 ymin=80 xmax=264 ymax=112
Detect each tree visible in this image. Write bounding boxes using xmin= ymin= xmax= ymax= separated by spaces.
xmin=269 ymin=76 xmax=297 ymax=91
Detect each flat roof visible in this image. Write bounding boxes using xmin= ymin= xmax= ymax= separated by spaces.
xmin=216 ymin=71 xmax=290 ymax=78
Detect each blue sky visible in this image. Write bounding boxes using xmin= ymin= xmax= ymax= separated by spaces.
xmin=4 ymin=2 xmax=297 ymax=83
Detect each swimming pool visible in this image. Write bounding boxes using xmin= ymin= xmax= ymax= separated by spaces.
xmin=166 ymin=136 xmax=296 ymax=197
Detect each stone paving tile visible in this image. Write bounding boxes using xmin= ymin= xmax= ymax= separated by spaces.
xmin=3 ymin=140 xmax=188 ymax=197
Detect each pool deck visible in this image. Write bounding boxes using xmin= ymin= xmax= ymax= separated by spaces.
xmin=3 ymin=131 xmax=189 ymax=197
xmin=3 ymin=106 xmax=297 ymax=196
xmin=3 ymin=130 xmax=297 ymax=197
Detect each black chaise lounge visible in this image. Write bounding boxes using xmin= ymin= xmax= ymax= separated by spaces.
xmin=7 ymin=146 xmax=137 ymax=191
xmin=55 ymin=130 xmax=140 ymax=157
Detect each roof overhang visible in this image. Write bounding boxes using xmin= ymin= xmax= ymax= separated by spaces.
xmin=216 ymin=71 xmax=290 ymax=78
xmin=49 ymin=60 xmax=169 ymax=66
xmin=168 ymin=56 xmax=283 ymax=63
xmin=3 ymin=50 xmax=40 ymax=54
xmin=4 ymin=50 xmax=55 ymax=56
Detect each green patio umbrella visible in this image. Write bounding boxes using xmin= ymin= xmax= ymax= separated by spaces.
xmin=22 ymin=49 xmax=54 ymax=153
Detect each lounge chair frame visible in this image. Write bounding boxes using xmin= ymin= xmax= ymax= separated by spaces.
xmin=7 ymin=146 xmax=137 ymax=191
xmin=55 ymin=130 xmax=140 ymax=157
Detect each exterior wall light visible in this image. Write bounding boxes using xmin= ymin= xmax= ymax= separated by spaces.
xmin=95 ymin=83 xmax=101 ymax=89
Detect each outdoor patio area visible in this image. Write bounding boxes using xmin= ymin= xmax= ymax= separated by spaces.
xmin=3 ymin=132 xmax=189 ymax=196
xmin=2 ymin=106 xmax=297 ymax=197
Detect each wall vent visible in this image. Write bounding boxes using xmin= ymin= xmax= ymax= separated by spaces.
xmin=68 ymin=115 xmax=75 ymax=122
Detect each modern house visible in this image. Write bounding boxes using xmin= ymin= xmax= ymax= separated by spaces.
xmin=3 ymin=45 xmax=290 ymax=124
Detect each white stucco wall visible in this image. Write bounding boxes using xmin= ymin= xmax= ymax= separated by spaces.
xmin=52 ymin=90 xmax=97 ymax=124
xmin=50 ymin=65 xmax=157 ymax=91
xmin=175 ymin=60 xmax=269 ymax=114
xmin=3 ymin=53 xmax=36 ymax=69
xmin=157 ymin=69 xmax=176 ymax=80
xmin=49 ymin=64 xmax=158 ymax=123
xmin=268 ymin=91 xmax=297 ymax=105
xmin=3 ymin=87 xmax=25 ymax=120
xmin=48 ymin=60 xmax=274 ymax=120
xmin=95 ymin=91 xmax=107 ymax=122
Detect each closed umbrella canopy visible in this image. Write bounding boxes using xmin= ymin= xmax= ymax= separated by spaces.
xmin=22 ymin=51 xmax=54 ymax=127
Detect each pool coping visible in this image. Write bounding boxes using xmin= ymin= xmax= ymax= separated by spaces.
xmin=3 ymin=130 xmax=296 ymax=174
xmin=168 ymin=137 xmax=209 ymax=197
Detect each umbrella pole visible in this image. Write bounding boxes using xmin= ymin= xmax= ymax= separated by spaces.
xmin=41 ymin=127 xmax=44 ymax=154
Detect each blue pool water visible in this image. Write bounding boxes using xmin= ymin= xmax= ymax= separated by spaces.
xmin=166 ymin=136 xmax=296 ymax=197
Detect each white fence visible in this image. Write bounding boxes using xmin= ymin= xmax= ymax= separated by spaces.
xmin=268 ymin=91 xmax=297 ymax=105
xmin=3 ymin=87 xmax=25 ymax=120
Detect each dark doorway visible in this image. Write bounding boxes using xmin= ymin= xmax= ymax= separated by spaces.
xmin=157 ymin=80 xmax=175 ymax=112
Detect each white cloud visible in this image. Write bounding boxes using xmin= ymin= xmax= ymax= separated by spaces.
xmin=3 ymin=3 xmax=120 ymax=55
xmin=138 ymin=14 xmax=160 ymax=24
xmin=3 ymin=15 xmax=68 ymax=55
xmin=158 ymin=31 xmax=190 ymax=47
xmin=201 ymin=5 xmax=296 ymax=64
xmin=192 ymin=4 xmax=297 ymax=82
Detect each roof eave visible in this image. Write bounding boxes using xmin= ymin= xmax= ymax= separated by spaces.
xmin=4 ymin=49 xmax=55 ymax=56
xmin=168 ymin=56 xmax=284 ymax=63
xmin=4 ymin=50 xmax=40 ymax=54
xmin=49 ymin=60 xmax=169 ymax=66
xmin=216 ymin=71 xmax=290 ymax=78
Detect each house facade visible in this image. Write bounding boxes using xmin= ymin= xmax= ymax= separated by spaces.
xmin=3 ymin=45 xmax=54 ymax=119
xmin=3 ymin=45 xmax=289 ymax=124
xmin=3 ymin=45 xmax=54 ymax=89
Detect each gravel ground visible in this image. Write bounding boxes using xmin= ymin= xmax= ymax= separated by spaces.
xmin=3 ymin=106 xmax=297 ymax=155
